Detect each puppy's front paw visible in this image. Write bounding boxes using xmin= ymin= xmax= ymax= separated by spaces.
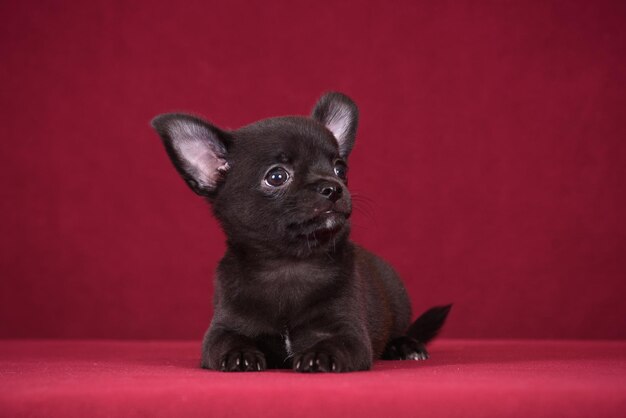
xmin=219 ymin=350 xmax=267 ymax=372
xmin=383 ymin=336 xmax=429 ymax=361
xmin=293 ymin=351 xmax=342 ymax=373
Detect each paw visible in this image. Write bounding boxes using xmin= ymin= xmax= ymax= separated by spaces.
xmin=383 ymin=336 xmax=429 ymax=361
xmin=293 ymin=351 xmax=343 ymax=373
xmin=219 ymin=350 xmax=267 ymax=372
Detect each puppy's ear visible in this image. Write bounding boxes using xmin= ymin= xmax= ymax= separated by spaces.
xmin=312 ymin=92 xmax=359 ymax=158
xmin=151 ymin=113 xmax=230 ymax=196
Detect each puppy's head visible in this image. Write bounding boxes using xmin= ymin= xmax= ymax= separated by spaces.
xmin=152 ymin=92 xmax=358 ymax=257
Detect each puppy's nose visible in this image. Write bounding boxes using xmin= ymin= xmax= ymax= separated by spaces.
xmin=317 ymin=181 xmax=343 ymax=202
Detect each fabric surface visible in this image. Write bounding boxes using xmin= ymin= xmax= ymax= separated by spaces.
xmin=1 ymin=339 xmax=625 ymax=417
xmin=1 ymin=0 xmax=625 ymax=341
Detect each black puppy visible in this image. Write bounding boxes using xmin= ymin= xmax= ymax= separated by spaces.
xmin=152 ymin=93 xmax=451 ymax=372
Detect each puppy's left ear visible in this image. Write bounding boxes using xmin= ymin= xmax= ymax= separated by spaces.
xmin=312 ymin=92 xmax=359 ymax=158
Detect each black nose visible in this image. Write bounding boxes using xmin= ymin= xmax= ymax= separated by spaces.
xmin=318 ymin=181 xmax=343 ymax=202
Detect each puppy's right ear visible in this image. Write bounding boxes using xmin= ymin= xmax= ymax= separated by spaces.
xmin=151 ymin=113 xmax=230 ymax=197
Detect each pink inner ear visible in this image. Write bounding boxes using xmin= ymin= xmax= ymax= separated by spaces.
xmin=176 ymin=137 xmax=227 ymax=189
xmin=324 ymin=103 xmax=353 ymax=155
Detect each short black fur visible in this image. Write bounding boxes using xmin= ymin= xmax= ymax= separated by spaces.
xmin=152 ymin=92 xmax=451 ymax=372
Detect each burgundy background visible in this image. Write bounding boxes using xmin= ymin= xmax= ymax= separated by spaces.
xmin=1 ymin=0 xmax=624 ymax=340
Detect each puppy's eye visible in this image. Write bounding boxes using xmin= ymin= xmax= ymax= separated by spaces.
xmin=334 ymin=161 xmax=348 ymax=180
xmin=265 ymin=167 xmax=289 ymax=187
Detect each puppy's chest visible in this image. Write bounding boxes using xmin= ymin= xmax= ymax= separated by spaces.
xmin=244 ymin=262 xmax=340 ymax=317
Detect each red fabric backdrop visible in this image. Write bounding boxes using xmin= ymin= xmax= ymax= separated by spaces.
xmin=1 ymin=0 xmax=624 ymax=340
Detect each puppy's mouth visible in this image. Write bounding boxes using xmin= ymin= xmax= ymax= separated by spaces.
xmin=290 ymin=210 xmax=349 ymax=243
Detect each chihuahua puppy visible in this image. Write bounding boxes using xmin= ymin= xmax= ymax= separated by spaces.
xmin=152 ymin=93 xmax=451 ymax=372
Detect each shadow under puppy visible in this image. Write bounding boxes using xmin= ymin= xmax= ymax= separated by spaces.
xmin=152 ymin=93 xmax=451 ymax=372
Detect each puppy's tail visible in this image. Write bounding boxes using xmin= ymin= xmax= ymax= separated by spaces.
xmin=406 ymin=304 xmax=452 ymax=344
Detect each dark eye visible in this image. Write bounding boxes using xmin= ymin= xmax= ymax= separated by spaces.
xmin=334 ymin=161 xmax=348 ymax=180
xmin=265 ymin=167 xmax=289 ymax=187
